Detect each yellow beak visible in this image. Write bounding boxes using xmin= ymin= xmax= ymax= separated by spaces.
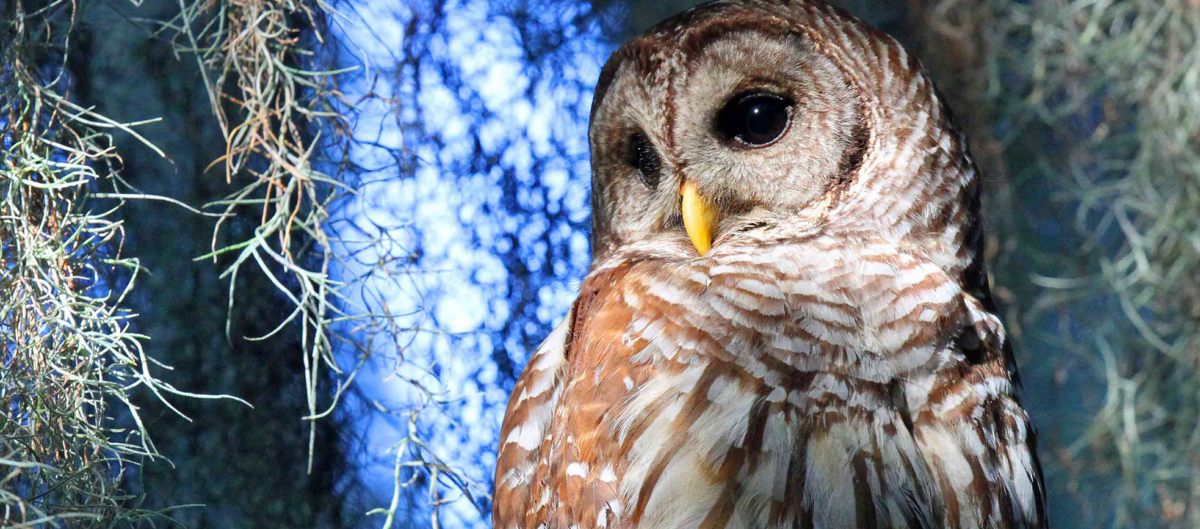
xmin=680 ymin=181 xmax=719 ymax=256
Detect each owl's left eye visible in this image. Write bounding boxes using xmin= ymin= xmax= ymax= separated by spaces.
xmin=716 ymin=91 xmax=793 ymax=147
xmin=627 ymin=133 xmax=661 ymax=190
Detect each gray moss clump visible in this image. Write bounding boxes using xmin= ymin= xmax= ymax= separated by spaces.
xmin=909 ymin=0 xmax=1200 ymax=526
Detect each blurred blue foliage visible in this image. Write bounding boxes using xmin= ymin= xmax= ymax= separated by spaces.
xmin=324 ymin=0 xmax=614 ymax=525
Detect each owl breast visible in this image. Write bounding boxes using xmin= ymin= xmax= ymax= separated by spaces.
xmin=508 ymin=231 xmax=1034 ymax=529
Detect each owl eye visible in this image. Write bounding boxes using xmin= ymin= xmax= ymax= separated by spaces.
xmin=628 ymin=133 xmax=661 ymax=189
xmin=716 ymin=91 xmax=793 ymax=147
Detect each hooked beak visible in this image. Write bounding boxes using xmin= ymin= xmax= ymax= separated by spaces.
xmin=680 ymin=181 xmax=720 ymax=256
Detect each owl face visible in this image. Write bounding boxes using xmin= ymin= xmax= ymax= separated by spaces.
xmin=589 ymin=16 xmax=865 ymax=260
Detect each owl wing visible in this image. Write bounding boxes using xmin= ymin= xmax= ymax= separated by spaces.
xmin=909 ymin=296 xmax=1049 ymax=529
xmin=493 ymin=301 xmax=575 ymax=529
xmin=494 ymin=264 xmax=643 ymax=529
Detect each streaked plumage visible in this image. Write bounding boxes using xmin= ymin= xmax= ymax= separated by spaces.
xmin=494 ymin=1 xmax=1048 ymax=527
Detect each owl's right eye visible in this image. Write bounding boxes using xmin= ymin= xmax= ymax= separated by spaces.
xmin=628 ymin=133 xmax=661 ymax=190
xmin=716 ymin=91 xmax=793 ymax=147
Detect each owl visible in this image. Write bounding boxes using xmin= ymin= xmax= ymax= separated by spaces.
xmin=494 ymin=1 xmax=1048 ymax=527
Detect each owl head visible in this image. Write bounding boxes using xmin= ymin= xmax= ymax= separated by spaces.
xmin=588 ymin=0 xmax=978 ymax=277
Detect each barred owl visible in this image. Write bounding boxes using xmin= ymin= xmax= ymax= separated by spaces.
xmin=494 ymin=1 xmax=1048 ymax=527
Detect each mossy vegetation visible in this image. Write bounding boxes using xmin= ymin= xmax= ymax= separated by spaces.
xmin=909 ymin=0 xmax=1200 ymax=526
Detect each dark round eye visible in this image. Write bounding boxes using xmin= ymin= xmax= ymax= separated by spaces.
xmin=716 ymin=91 xmax=793 ymax=147
xmin=627 ymin=133 xmax=661 ymax=189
